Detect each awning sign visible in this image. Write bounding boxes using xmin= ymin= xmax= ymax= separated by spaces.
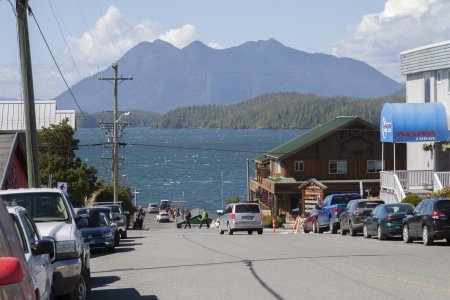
xmin=380 ymin=102 xmax=450 ymax=142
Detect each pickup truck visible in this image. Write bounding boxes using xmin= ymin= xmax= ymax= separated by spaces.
xmin=0 ymin=188 xmax=91 ymax=300
xmin=316 ymin=193 xmax=362 ymax=234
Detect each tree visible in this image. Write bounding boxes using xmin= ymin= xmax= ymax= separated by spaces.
xmin=226 ymin=196 xmax=241 ymax=205
xmin=38 ymin=119 xmax=97 ymax=206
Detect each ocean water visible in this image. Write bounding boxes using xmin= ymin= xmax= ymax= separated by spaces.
xmin=75 ymin=128 xmax=304 ymax=210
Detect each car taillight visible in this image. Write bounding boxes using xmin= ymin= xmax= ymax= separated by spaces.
xmin=231 ymin=213 xmax=236 ymax=220
xmin=333 ymin=207 xmax=339 ymax=215
xmin=386 ymin=215 xmax=397 ymax=221
xmin=431 ymin=211 xmax=446 ymax=220
xmin=260 ymin=213 xmax=264 ymax=219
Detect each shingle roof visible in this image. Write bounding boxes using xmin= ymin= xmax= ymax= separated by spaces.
xmin=0 ymin=134 xmax=17 ymax=185
xmin=262 ymin=116 xmax=376 ymax=160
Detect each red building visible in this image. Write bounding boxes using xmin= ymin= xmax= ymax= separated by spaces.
xmin=249 ymin=116 xmax=406 ymax=220
xmin=0 ymin=133 xmax=28 ymax=190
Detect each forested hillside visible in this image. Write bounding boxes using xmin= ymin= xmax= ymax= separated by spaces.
xmin=152 ymin=92 xmax=405 ymax=129
xmin=77 ymin=92 xmax=405 ymax=129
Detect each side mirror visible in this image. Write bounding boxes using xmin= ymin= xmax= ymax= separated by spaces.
xmin=314 ymin=205 xmax=320 ymax=209
xmin=32 ymin=239 xmax=55 ymax=257
xmin=75 ymin=215 xmax=88 ymax=228
xmin=0 ymin=257 xmax=24 ymax=286
xmin=124 ymin=211 xmax=129 ymax=216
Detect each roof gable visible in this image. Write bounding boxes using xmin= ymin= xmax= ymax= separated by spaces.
xmin=263 ymin=116 xmax=377 ymax=160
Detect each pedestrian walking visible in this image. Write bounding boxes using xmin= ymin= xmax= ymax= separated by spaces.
xmin=199 ymin=208 xmax=210 ymax=229
xmin=184 ymin=209 xmax=191 ymax=229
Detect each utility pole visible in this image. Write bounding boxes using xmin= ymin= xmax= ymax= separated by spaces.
xmin=99 ymin=64 xmax=132 ymax=204
xmin=17 ymin=0 xmax=40 ymax=187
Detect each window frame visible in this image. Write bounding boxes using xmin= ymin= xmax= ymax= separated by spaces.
xmin=328 ymin=160 xmax=347 ymax=174
xmin=367 ymin=160 xmax=384 ymax=173
xmin=437 ymin=70 xmax=443 ymax=84
xmin=294 ymin=160 xmax=304 ymax=172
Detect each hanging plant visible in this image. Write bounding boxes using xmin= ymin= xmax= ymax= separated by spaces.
xmin=422 ymin=143 xmax=433 ymax=152
xmin=441 ymin=143 xmax=450 ymax=152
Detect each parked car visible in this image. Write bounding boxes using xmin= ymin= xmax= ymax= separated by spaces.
xmin=317 ymin=193 xmax=362 ymax=234
xmin=218 ymin=203 xmax=263 ymax=235
xmin=148 ymin=203 xmax=159 ymax=213
xmin=301 ymin=207 xmax=327 ymax=233
xmin=8 ymin=205 xmax=55 ymax=300
xmin=0 ymin=188 xmax=91 ymax=300
xmin=340 ymin=199 xmax=385 ymax=236
xmin=0 ymin=200 xmax=36 ymax=300
xmin=156 ymin=211 xmax=170 ymax=222
xmin=93 ymin=202 xmax=129 ymax=238
xmin=363 ymin=203 xmax=414 ymax=240
xmin=402 ymin=198 xmax=450 ymax=245
xmin=160 ymin=199 xmax=171 ymax=211
xmin=78 ymin=207 xmax=120 ymax=246
xmin=77 ymin=211 xmax=116 ymax=253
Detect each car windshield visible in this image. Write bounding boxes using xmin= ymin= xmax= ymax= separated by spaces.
xmin=235 ymin=204 xmax=260 ymax=213
xmin=3 ymin=192 xmax=70 ymax=222
xmin=436 ymin=200 xmax=450 ymax=212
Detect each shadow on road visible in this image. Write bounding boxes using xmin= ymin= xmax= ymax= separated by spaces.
xmin=91 ymin=287 xmax=158 ymax=300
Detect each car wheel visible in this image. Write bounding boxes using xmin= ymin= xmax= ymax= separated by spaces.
xmin=121 ymin=230 xmax=127 ymax=239
xmin=108 ymin=245 xmax=115 ymax=253
xmin=363 ymin=225 xmax=371 ymax=239
xmin=422 ymin=226 xmax=433 ymax=246
xmin=227 ymin=223 xmax=233 ymax=235
xmin=219 ymin=229 xmax=224 ymax=234
xmin=329 ymin=219 xmax=337 ymax=234
xmin=377 ymin=226 xmax=385 ymax=240
xmin=312 ymin=221 xmax=317 ymax=233
xmin=340 ymin=221 xmax=347 ymax=235
xmin=349 ymin=222 xmax=356 ymax=236
xmin=402 ymin=224 xmax=412 ymax=243
xmin=69 ymin=267 xmax=91 ymax=300
xmin=302 ymin=224 xmax=309 ymax=233
xmin=114 ymin=232 xmax=120 ymax=246
xmin=257 ymin=229 xmax=263 ymax=235
xmin=248 ymin=230 xmax=253 ymax=235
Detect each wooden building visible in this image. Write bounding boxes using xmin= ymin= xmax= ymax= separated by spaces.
xmin=0 ymin=133 xmax=28 ymax=190
xmin=249 ymin=116 xmax=406 ymax=220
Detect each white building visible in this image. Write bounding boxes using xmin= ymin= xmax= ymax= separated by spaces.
xmin=0 ymin=100 xmax=75 ymax=132
xmin=400 ymin=41 xmax=450 ymax=172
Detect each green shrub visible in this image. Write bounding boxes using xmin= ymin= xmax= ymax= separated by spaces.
xmin=431 ymin=186 xmax=450 ymax=198
xmin=401 ymin=194 xmax=421 ymax=207
xmin=262 ymin=215 xmax=284 ymax=228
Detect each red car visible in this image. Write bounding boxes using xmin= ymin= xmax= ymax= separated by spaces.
xmin=0 ymin=200 xmax=36 ymax=300
xmin=301 ymin=208 xmax=322 ymax=233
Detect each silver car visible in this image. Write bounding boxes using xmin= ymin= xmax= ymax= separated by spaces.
xmin=219 ymin=203 xmax=263 ymax=235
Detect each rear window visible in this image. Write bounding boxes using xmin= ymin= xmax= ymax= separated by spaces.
xmin=235 ymin=204 xmax=260 ymax=213
xmin=385 ymin=204 xmax=413 ymax=214
xmin=150 ymin=204 xmax=158 ymax=208
xmin=332 ymin=195 xmax=360 ymax=205
xmin=436 ymin=200 xmax=450 ymax=211
xmin=357 ymin=201 xmax=384 ymax=209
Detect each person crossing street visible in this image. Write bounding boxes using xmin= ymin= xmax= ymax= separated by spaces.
xmin=199 ymin=208 xmax=210 ymax=229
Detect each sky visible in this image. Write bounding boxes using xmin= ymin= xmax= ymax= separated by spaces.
xmin=1 ymin=0 xmax=449 ymax=101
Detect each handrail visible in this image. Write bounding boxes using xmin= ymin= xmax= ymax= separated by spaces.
xmin=380 ymin=171 xmax=405 ymax=202
xmin=433 ymin=173 xmax=443 ymax=192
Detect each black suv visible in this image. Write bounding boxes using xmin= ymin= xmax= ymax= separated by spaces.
xmin=403 ymin=198 xmax=450 ymax=246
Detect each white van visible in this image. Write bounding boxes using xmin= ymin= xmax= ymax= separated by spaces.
xmin=219 ymin=203 xmax=263 ymax=235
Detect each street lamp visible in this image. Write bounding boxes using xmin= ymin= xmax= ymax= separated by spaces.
xmin=112 ymin=111 xmax=131 ymax=204
xmin=133 ymin=188 xmax=141 ymax=207
xmin=169 ymin=181 xmax=180 ymax=203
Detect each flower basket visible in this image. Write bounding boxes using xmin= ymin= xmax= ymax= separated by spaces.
xmin=442 ymin=143 xmax=450 ymax=152
xmin=422 ymin=143 xmax=433 ymax=152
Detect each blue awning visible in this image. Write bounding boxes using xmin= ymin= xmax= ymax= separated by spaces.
xmin=380 ymin=103 xmax=450 ymax=142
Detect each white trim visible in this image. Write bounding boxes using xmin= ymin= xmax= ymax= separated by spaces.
xmin=400 ymin=40 xmax=450 ymax=55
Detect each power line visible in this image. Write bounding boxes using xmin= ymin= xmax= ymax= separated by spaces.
xmin=27 ymin=4 xmax=104 ymax=144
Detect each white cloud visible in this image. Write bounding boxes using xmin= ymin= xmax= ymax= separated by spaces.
xmin=159 ymin=24 xmax=199 ymax=48
xmin=207 ymin=42 xmax=224 ymax=49
xmin=333 ymin=0 xmax=450 ymax=81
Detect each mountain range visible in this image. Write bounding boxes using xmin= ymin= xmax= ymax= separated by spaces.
xmin=56 ymin=39 xmax=403 ymax=113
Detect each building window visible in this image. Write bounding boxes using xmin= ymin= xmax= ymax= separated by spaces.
xmin=437 ymin=70 xmax=442 ymax=84
xmin=424 ymin=72 xmax=431 ymax=103
xmin=294 ymin=161 xmax=304 ymax=172
xmin=448 ymin=71 xmax=450 ymax=93
xmin=329 ymin=160 xmax=347 ymax=174
xmin=271 ymin=160 xmax=282 ymax=173
xmin=367 ymin=160 xmax=383 ymax=173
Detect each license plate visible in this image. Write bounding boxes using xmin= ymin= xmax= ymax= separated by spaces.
xmin=243 ymin=216 xmax=254 ymax=220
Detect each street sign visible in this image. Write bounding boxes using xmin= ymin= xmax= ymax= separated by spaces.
xmin=57 ymin=182 xmax=68 ymax=194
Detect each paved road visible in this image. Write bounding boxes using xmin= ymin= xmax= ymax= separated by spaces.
xmin=90 ymin=214 xmax=450 ymax=300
